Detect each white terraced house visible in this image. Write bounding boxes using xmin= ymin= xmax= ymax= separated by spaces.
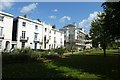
xmin=12 ymin=15 xmax=64 ymax=50
xmin=48 ymin=25 xmax=64 ymax=49
xmin=0 ymin=11 xmax=13 ymax=52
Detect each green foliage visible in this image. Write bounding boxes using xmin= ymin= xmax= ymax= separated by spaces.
xmin=3 ymin=49 xmax=120 ymax=79
xmin=90 ymin=13 xmax=112 ymax=56
xmin=55 ymin=48 xmax=65 ymax=55
xmin=2 ymin=48 xmax=41 ymax=64
xmin=102 ymin=2 xmax=120 ymax=39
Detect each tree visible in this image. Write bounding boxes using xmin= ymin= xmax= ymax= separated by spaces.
xmin=102 ymin=2 xmax=120 ymax=40
xmin=90 ymin=13 xmax=111 ymax=57
xmin=90 ymin=2 xmax=120 ymax=56
xmin=69 ymin=34 xmax=75 ymax=54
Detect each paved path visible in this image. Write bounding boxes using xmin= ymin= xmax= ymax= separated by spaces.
xmin=63 ymin=51 xmax=83 ymax=55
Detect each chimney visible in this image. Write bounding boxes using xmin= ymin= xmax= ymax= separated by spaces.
xmin=52 ymin=24 xmax=56 ymax=29
xmin=23 ymin=14 xmax=28 ymax=18
xmin=37 ymin=19 xmax=41 ymax=22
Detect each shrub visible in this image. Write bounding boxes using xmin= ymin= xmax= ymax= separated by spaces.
xmin=31 ymin=51 xmax=42 ymax=61
xmin=2 ymin=48 xmax=37 ymax=64
xmin=55 ymin=48 xmax=65 ymax=56
xmin=41 ymin=51 xmax=49 ymax=58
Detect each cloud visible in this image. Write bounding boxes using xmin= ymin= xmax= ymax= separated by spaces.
xmin=0 ymin=0 xmax=14 ymax=11
xmin=52 ymin=9 xmax=58 ymax=12
xmin=48 ymin=15 xmax=56 ymax=19
xmin=20 ymin=3 xmax=38 ymax=13
xmin=79 ymin=11 xmax=99 ymax=29
xmin=59 ymin=16 xmax=71 ymax=23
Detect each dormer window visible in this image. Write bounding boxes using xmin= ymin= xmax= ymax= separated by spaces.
xmin=22 ymin=22 xmax=26 ymax=27
xmin=0 ymin=16 xmax=4 ymax=21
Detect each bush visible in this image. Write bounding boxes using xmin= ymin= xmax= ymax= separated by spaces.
xmin=31 ymin=51 xmax=41 ymax=61
xmin=41 ymin=51 xmax=49 ymax=58
xmin=55 ymin=48 xmax=65 ymax=56
xmin=2 ymin=48 xmax=39 ymax=64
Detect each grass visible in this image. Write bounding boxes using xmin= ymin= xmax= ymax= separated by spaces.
xmin=2 ymin=49 xmax=120 ymax=80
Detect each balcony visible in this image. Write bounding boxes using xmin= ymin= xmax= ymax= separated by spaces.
xmin=20 ymin=36 xmax=29 ymax=42
xmin=0 ymin=34 xmax=4 ymax=39
xmin=34 ymin=38 xmax=39 ymax=43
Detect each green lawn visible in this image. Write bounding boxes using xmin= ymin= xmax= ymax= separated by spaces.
xmin=2 ymin=49 xmax=120 ymax=80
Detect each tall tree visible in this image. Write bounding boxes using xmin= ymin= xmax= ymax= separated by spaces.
xmin=90 ymin=13 xmax=111 ymax=57
xmin=102 ymin=2 xmax=120 ymax=40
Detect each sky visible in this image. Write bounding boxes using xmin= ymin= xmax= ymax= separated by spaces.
xmin=0 ymin=2 xmax=103 ymax=32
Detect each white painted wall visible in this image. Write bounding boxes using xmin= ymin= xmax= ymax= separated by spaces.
xmin=0 ymin=11 xmax=13 ymax=51
xmin=15 ymin=16 xmax=43 ymax=49
xmin=14 ymin=16 xmax=64 ymax=50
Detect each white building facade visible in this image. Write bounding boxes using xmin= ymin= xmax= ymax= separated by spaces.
xmin=12 ymin=15 xmax=64 ymax=50
xmin=0 ymin=11 xmax=13 ymax=52
xmin=60 ymin=23 xmax=92 ymax=50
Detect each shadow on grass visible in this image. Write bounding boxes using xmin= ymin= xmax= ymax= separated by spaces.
xmin=53 ymin=54 xmax=120 ymax=80
xmin=2 ymin=62 xmax=80 ymax=80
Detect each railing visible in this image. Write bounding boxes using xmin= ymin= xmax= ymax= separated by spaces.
xmin=0 ymin=34 xmax=4 ymax=39
xmin=20 ymin=36 xmax=29 ymax=42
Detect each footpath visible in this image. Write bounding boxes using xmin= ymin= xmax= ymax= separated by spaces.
xmin=63 ymin=51 xmax=83 ymax=55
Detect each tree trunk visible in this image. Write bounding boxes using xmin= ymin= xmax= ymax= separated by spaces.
xmin=103 ymin=48 xmax=106 ymax=57
xmin=71 ymin=47 xmax=73 ymax=54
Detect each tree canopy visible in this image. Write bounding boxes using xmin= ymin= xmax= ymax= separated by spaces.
xmin=102 ymin=2 xmax=120 ymax=40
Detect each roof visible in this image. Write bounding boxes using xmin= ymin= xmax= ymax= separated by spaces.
xmin=16 ymin=16 xmax=43 ymax=25
xmin=63 ymin=24 xmax=76 ymax=28
xmin=0 ymin=11 xmax=13 ymax=18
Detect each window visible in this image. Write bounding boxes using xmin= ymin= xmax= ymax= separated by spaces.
xmin=35 ymin=25 xmax=38 ymax=30
xmin=34 ymin=43 xmax=37 ymax=50
xmin=45 ymin=28 xmax=47 ymax=32
xmin=0 ymin=27 xmax=3 ymax=36
xmin=0 ymin=41 xmax=2 ymax=49
xmin=44 ymin=35 xmax=46 ymax=42
xmin=34 ymin=33 xmax=38 ymax=40
xmin=0 ymin=16 xmax=4 ymax=21
xmin=22 ymin=31 xmax=26 ymax=38
xmin=44 ymin=43 xmax=46 ymax=49
xmin=22 ymin=22 xmax=26 ymax=27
